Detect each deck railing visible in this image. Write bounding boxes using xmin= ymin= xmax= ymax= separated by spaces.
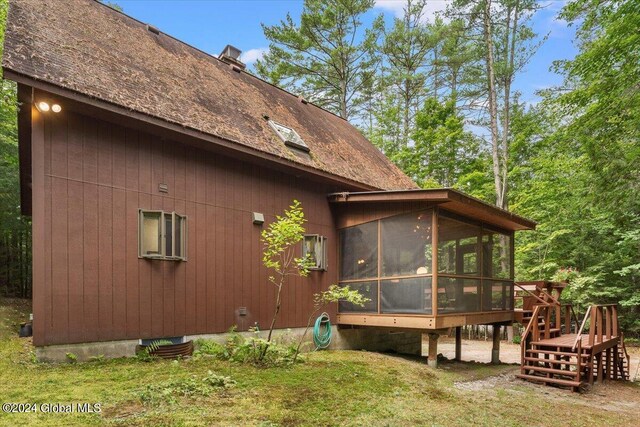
xmin=572 ymin=304 xmax=620 ymax=349
xmin=520 ymin=300 xmax=577 ymax=364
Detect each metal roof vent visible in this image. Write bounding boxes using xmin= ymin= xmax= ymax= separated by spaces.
xmin=219 ymin=44 xmax=246 ymax=70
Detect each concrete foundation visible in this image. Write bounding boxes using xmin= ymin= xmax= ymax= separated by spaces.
xmin=35 ymin=326 xmax=422 ymax=362
xmin=35 ymin=339 xmax=139 ymax=363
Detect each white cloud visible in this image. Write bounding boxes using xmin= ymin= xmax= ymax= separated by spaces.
xmin=374 ymin=0 xmax=451 ymax=22
xmin=240 ymin=47 xmax=268 ymax=64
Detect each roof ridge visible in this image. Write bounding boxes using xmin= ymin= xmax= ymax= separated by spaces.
xmin=89 ymin=0 xmax=348 ymax=122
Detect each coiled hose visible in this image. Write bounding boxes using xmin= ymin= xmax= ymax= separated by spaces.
xmin=312 ymin=312 xmax=332 ymax=349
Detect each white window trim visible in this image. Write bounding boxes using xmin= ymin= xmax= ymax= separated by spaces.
xmin=138 ymin=209 xmax=187 ymax=261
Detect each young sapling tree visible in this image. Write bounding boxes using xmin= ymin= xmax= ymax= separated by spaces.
xmin=260 ymin=200 xmax=315 ymax=360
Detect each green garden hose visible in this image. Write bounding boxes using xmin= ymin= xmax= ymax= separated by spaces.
xmin=312 ymin=312 xmax=332 ymax=349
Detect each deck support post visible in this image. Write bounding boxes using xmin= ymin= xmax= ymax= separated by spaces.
xmin=455 ymin=326 xmax=462 ymax=361
xmin=427 ymin=333 xmax=439 ymax=368
xmin=491 ymin=324 xmax=501 ymax=365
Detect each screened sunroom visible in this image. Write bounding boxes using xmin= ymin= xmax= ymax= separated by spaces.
xmin=329 ymin=189 xmax=535 ymax=330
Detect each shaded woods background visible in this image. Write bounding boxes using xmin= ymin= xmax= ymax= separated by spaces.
xmin=0 ymin=0 xmax=638 ymax=334
xmin=0 ymin=1 xmax=30 ymax=298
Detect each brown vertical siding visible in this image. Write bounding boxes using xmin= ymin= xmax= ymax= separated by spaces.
xmin=31 ymin=106 xmax=45 ymax=346
xmin=34 ymin=109 xmax=340 ymax=345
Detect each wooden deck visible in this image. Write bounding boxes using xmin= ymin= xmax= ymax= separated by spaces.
xmin=531 ymin=333 xmax=620 ymax=351
xmin=517 ymin=301 xmax=630 ymax=391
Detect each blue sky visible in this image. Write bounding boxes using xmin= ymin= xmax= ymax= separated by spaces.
xmin=115 ymin=0 xmax=578 ymax=107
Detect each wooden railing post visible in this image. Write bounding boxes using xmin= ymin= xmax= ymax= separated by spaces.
xmin=531 ymin=306 xmax=540 ymax=343
xmin=544 ymin=306 xmax=551 ymax=339
xmin=612 ymin=305 xmax=619 ymax=337
xmin=564 ymin=305 xmax=571 ymax=334
xmin=576 ymin=338 xmax=582 ymax=383
xmin=588 ymin=306 xmax=596 ymax=346
xmin=596 ymin=306 xmax=603 ymax=344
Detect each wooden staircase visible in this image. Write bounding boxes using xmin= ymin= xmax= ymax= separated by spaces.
xmin=516 ymin=291 xmax=630 ymax=392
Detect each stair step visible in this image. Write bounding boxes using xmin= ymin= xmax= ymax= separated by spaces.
xmin=524 ymin=357 xmax=578 ymax=365
xmin=522 ymin=365 xmax=579 ymax=377
xmin=516 ymin=374 xmax=581 ymax=387
xmin=526 ymin=349 xmax=589 ymax=358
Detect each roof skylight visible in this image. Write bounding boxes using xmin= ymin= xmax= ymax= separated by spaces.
xmin=268 ymin=120 xmax=309 ymax=153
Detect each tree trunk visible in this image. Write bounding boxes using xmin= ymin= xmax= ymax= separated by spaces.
xmin=403 ymin=79 xmax=410 ymax=149
xmin=266 ymin=283 xmax=283 ymax=343
xmin=293 ymin=308 xmax=320 ymax=362
xmin=482 ymin=0 xmax=504 ymax=209
xmin=499 ymin=1 xmax=519 ymax=211
xmin=433 ymin=46 xmax=440 ymax=99
xmin=340 ymin=79 xmax=348 ymax=119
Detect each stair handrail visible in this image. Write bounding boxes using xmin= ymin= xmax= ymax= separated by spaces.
xmin=520 ymin=304 xmax=544 ymax=365
xmin=521 ymin=305 xmax=541 ymax=341
xmin=514 ymin=283 xmax=558 ymax=307
xmin=572 ymin=307 xmax=591 ymax=350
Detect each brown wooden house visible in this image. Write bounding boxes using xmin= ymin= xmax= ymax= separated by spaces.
xmin=3 ymin=0 xmax=535 ymax=362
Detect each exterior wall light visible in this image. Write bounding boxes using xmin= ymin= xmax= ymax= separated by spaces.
xmin=36 ymin=101 xmax=50 ymax=112
xmin=35 ymin=101 xmax=62 ymax=113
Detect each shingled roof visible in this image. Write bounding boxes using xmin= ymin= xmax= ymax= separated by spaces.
xmin=2 ymin=0 xmax=417 ymax=190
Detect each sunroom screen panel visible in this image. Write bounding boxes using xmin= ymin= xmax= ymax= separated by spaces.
xmin=381 ymin=277 xmax=432 ymax=314
xmin=339 ymin=221 xmax=378 ymax=280
xmin=482 ymin=231 xmax=512 ymax=279
xmin=437 ymin=277 xmax=481 ymax=313
xmin=381 ymin=210 xmax=432 ymax=277
xmin=338 ymin=281 xmax=378 ymax=313
xmin=437 ymin=216 xmax=480 ymax=276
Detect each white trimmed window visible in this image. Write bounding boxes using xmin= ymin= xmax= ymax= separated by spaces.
xmin=139 ymin=210 xmax=187 ymax=260
xmin=303 ymin=234 xmax=327 ymax=271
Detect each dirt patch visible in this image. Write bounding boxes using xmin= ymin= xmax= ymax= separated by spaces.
xmin=454 ymin=372 xmax=517 ymax=391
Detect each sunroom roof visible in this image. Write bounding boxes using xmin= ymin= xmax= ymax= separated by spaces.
xmin=327 ymin=188 xmax=536 ymax=232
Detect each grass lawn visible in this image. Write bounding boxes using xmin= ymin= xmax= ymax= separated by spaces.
xmin=1 ymin=298 xmax=638 ymax=426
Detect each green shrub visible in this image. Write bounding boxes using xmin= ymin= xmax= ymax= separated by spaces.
xmin=194 ymin=339 xmax=227 ymax=358
xmin=136 ymin=371 xmax=235 ymax=406
xmin=512 ymin=335 xmax=522 ymax=344
xmin=194 ymin=327 xmax=300 ymax=367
